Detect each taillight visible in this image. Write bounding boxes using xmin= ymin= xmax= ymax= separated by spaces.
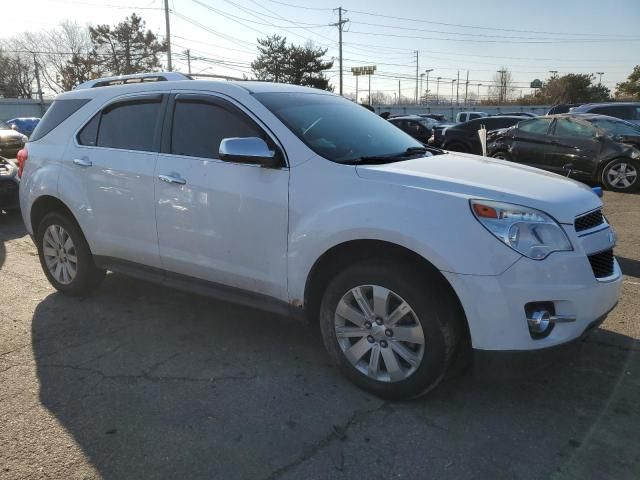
xmin=17 ymin=148 xmax=28 ymax=177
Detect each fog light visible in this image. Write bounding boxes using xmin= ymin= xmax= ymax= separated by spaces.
xmin=528 ymin=310 xmax=551 ymax=333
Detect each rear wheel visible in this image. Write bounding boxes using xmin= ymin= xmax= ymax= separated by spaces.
xmin=601 ymin=158 xmax=639 ymax=192
xmin=491 ymin=150 xmax=511 ymax=161
xmin=36 ymin=212 xmax=105 ymax=296
xmin=319 ymin=259 xmax=461 ymax=399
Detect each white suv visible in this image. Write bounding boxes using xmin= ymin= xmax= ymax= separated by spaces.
xmin=19 ymin=73 xmax=621 ymax=399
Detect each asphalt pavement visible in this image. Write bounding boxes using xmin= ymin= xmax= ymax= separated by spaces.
xmin=0 ymin=191 xmax=638 ymax=480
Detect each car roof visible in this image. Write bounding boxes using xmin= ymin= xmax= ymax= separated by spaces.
xmin=573 ymin=102 xmax=640 ymax=110
xmin=389 ymin=115 xmax=426 ymax=121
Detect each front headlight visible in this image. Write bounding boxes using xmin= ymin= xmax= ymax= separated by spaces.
xmin=631 ymin=149 xmax=640 ymax=159
xmin=470 ymin=200 xmax=572 ymax=260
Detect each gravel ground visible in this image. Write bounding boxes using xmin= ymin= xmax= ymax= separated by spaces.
xmin=0 ymin=191 xmax=638 ymax=480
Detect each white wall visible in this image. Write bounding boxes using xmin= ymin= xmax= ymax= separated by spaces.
xmin=0 ymin=99 xmax=51 ymax=120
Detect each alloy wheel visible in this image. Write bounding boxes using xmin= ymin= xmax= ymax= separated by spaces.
xmin=334 ymin=285 xmax=425 ymax=383
xmin=606 ymin=162 xmax=637 ymax=189
xmin=42 ymin=224 xmax=78 ymax=285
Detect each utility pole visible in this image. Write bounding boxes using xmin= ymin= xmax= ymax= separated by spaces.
xmin=331 ymin=7 xmax=349 ymax=96
xmin=415 ymin=50 xmax=419 ymax=104
xmin=464 ymin=70 xmax=469 ymax=105
xmin=477 ymin=83 xmax=482 ymax=101
xmin=33 ymin=54 xmax=44 ymax=114
xmin=368 ymin=72 xmax=371 ymax=105
xmin=456 ymin=70 xmax=460 ymax=106
xmin=420 ymin=73 xmax=424 ymax=104
xmin=355 ymin=75 xmax=358 ymax=104
xmin=186 ymin=49 xmax=191 ymax=75
xmin=164 ymin=0 xmax=172 ymax=71
xmin=451 ymin=79 xmax=456 ymax=105
xmin=497 ymin=69 xmax=507 ymax=103
xmin=436 ymin=77 xmax=441 ymax=103
xmin=398 ymin=80 xmax=401 ymax=104
xmin=596 ymin=71 xmax=604 ymax=86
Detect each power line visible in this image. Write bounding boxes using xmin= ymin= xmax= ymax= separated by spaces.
xmin=263 ymin=0 xmax=333 ymax=11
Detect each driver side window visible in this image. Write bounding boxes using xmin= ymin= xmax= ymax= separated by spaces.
xmin=554 ymin=119 xmax=596 ymax=138
xmin=170 ymin=98 xmax=265 ymax=159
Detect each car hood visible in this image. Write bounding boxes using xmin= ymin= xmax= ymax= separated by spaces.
xmin=0 ymin=129 xmax=25 ymax=142
xmin=355 ymin=152 xmax=600 ymax=224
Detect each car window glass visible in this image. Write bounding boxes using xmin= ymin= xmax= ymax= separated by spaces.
xmin=518 ymin=118 xmax=552 ymax=135
xmin=77 ymin=113 xmax=100 ymax=146
xmin=30 ymin=99 xmax=90 ymax=142
xmin=554 ymin=119 xmax=596 ymax=138
xmin=634 ymin=107 xmax=640 ymax=120
xmin=591 ymin=105 xmax=632 ymax=120
xmin=171 ymin=99 xmax=263 ymax=159
xmin=97 ymin=98 xmax=161 ymax=151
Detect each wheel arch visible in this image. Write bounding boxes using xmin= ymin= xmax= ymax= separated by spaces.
xmin=303 ymin=239 xmax=470 ymax=339
xmin=30 ymin=195 xmax=78 ymax=236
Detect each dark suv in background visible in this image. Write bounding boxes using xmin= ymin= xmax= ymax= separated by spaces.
xmin=571 ymin=103 xmax=640 ymax=125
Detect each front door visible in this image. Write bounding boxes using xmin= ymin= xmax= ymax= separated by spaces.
xmin=154 ymin=93 xmax=289 ymax=301
xmin=546 ymin=118 xmax=601 ymax=178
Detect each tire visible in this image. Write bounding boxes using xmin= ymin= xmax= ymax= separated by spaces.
xmin=444 ymin=141 xmax=469 ymax=153
xmin=36 ymin=211 xmax=105 ymax=296
xmin=319 ymin=259 xmax=461 ymax=400
xmin=491 ymin=150 xmax=511 ymax=161
xmin=600 ymin=158 xmax=639 ymax=192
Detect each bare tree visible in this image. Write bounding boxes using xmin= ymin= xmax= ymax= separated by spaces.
xmin=490 ymin=67 xmax=514 ymax=104
xmin=0 ymin=49 xmax=35 ymax=98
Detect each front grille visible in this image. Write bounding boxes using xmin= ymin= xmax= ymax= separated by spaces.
xmin=575 ymin=209 xmax=604 ymax=232
xmin=588 ymin=249 xmax=614 ymax=278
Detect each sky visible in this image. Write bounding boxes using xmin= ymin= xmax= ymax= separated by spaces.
xmin=2 ymin=0 xmax=639 ymax=101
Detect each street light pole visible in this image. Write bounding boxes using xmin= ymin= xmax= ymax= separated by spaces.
xmin=436 ymin=77 xmax=441 ymax=103
xmin=420 ymin=73 xmax=425 ymax=104
xmin=596 ymin=71 xmax=604 ymax=86
xmin=451 ymin=79 xmax=456 ymax=105
xmin=477 ymin=83 xmax=482 ymax=101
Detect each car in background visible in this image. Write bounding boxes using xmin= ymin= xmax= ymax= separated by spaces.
xmin=0 ymin=120 xmax=28 ymax=159
xmin=418 ymin=113 xmax=447 ymax=122
xmin=488 ymin=114 xmax=640 ymax=192
xmin=6 ymin=117 xmax=40 ymax=137
xmin=0 ymin=156 xmax=19 ymax=210
xmin=493 ymin=112 xmax=537 ymax=118
xmin=547 ymin=104 xmax=583 ymax=115
xmin=441 ymin=116 xmax=527 ymax=155
xmin=455 ymin=111 xmax=488 ymax=123
xmin=388 ymin=115 xmax=439 ymax=144
xmin=570 ymin=103 xmax=640 ymax=125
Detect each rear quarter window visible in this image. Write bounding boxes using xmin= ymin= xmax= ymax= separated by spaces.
xmin=30 ymin=99 xmax=90 ymax=141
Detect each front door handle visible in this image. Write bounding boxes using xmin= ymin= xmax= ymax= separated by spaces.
xmin=158 ymin=174 xmax=187 ymax=185
xmin=73 ymin=158 xmax=92 ymax=167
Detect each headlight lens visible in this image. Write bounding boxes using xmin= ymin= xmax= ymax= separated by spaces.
xmin=470 ymin=200 xmax=572 ymax=260
xmin=631 ymin=149 xmax=640 ymax=159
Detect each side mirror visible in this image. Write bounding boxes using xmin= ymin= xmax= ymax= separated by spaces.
xmin=10 ymin=124 xmax=17 ymax=130
xmin=219 ymin=137 xmax=280 ymax=168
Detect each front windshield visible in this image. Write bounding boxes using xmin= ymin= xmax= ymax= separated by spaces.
xmin=254 ymin=92 xmax=424 ymax=163
xmin=590 ymin=118 xmax=640 ymax=137
xmin=418 ymin=118 xmax=436 ymax=129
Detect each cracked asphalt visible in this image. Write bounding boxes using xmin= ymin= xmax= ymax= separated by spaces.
xmin=1 ymin=191 xmax=639 ymax=480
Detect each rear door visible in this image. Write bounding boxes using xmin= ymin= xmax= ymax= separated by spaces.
xmin=154 ymin=92 xmax=289 ymax=300
xmin=63 ymin=93 xmax=165 ymax=268
xmin=545 ymin=118 xmax=601 ymax=178
xmin=510 ymin=117 xmax=554 ymax=168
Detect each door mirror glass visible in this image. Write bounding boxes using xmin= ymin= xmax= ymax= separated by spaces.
xmin=219 ymin=137 xmax=278 ymax=167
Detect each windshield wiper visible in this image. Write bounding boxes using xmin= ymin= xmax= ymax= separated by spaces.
xmin=344 ymin=146 xmax=431 ymax=165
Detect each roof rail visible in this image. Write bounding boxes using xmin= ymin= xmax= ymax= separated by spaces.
xmin=74 ymin=72 xmax=191 ymax=90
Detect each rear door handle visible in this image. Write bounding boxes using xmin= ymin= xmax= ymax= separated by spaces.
xmin=158 ymin=174 xmax=187 ymax=185
xmin=73 ymin=158 xmax=92 ymax=167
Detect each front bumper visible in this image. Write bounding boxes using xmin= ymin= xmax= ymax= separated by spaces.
xmin=443 ymin=225 xmax=622 ymax=351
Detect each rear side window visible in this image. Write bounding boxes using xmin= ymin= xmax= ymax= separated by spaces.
xmin=30 ymin=99 xmax=90 ymax=141
xmin=518 ymin=118 xmax=552 ymax=135
xmin=554 ymin=119 xmax=596 ymax=138
xmin=590 ymin=105 xmax=632 ymax=120
xmin=97 ymin=98 xmax=161 ymax=151
xmin=170 ymin=99 xmax=263 ymax=159
xmin=77 ymin=114 xmax=100 ymax=146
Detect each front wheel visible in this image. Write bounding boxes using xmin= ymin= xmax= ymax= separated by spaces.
xmin=491 ymin=150 xmax=511 ymax=161
xmin=601 ymin=158 xmax=639 ymax=192
xmin=36 ymin=212 xmax=105 ymax=296
xmin=319 ymin=260 xmax=461 ymax=399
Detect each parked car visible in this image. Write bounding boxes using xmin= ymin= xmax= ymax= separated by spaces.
xmin=547 ymin=104 xmax=583 ymax=115
xmin=441 ymin=116 xmax=526 ymax=154
xmin=388 ymin=115 xmax=439 ymax=144
xmin=455 ymin=111 xmax=488 ymax=123
xmin=20 ymin=72 xmax=621 ymax=399
xmin=0 ymin=156 xmax=19 ymax=210
xmin=418 ymin=113 xmax=447 ymax=122
xmin=0 ymin=120 xmax=28 ymax=159
xmin=429 ymin=122 xmax=457 ymax=147
xmin=6 ymin=117 xmax=40 ymax=137
xmin=570 ymin=103 xmax=640 ymax=125
xmin=488 ymin=114 xmax=640 ymax=192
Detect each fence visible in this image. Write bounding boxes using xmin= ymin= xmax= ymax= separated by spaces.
xmin=0 ymin=99 xmax=52 ymax=121
xmin=371 ymin=104 xmax=553 ymax=121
